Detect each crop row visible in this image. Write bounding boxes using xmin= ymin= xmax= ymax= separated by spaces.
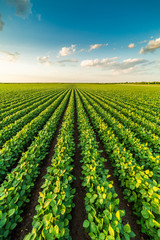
xmin=0 ymin=90 xmax=69 ymax=182
xmin=78 ymin=90 xmax=160 ymax=239
xmin=87 ymin=89 xmax=160 ymax=121
xmin=0 ymin=90 xmax=65 ymax=148
xmin=80 ymin=90 xmax=160 ymax=182
xmin=0 ymin=89 xmax=61 ymax=121
xmin=0 ymin=89 xmax=63 ymax=129
xmin=75 ymin=91 xmax=135 ymax=239
xmin=0 ymin=90 xmax=70 ymax=239
xmin=82 ymin=90 xmax=160 ymax=155
xmin=0 ymin=88 xmax=55 ymax=111
xmin=87 ymin=90 xmax=160 ymax=136
xmin=24 ymin=91 xmax=75 ymax=240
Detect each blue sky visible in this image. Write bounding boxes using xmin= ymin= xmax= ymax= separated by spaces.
xmin=0 ymin=0 xmax=160 ymax=82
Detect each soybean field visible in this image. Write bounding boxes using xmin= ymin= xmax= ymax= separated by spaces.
xmin=0 ymin=83 xmax=160 ymax=240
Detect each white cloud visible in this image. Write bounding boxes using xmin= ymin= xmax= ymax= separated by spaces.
xmin=8 ymin=0 xmax=32 ymax=19
xmin=128 ymin=43 xmax=135 ymax=48
xmin=81 ymin=57 xmax=148 ymax=75
xmin=57 ymin=45 xmax=76 ymax=57
xmin=80 ymin=57 xmax=118 ymax=68
xmin=114 ymin=58 xmax=147 ymax=71
xmin=89 ymin=43 xmax=108 ymax=51
xmin=0 ymin=14 xmax=5 ymax=31
xmin=37 ymin=56 xmax=52 ymax=66
xmin=139 ymin=37 xmax=160 ymax=54
xmin=0 ymin=51 xmax=20 ymax=62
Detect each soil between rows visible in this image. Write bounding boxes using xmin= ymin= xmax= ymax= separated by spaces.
xmin=11 ymin=96 xmax=70 ymax=240
xmin=70 ymin=93 xmax=90 ymax=240
xmin=78 ymin=90 xmax=148 ymax=240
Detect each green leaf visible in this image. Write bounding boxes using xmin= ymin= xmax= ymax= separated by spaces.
xmin=88 ymin=213 xmax=93 ymax=222
xmin=89 ymin=232 xmax=96 ymax=239
xmin=158 ymin=229 xmax=160 ymax=237
xmin=86 ymin=205 xmax=91 ymax=212
xmin=124 ymin=224 xmax=131 ymax=233
xmin=24 ymin=233 xmax=33 ymax=240
xmin=86 ymin=193 xmax=92 ymax=198
xmin=10 ymin=222 xmax=17 ymax=230
xmin=99 ymin=233 xmax=105 ymax=240
xmin=33 ymin=221 xmax=41 ymax=230
xmin=60 ymin=208 xmax=65 ymax=215
xmin=83 ymin=220 xmax=89 ymax=228
xmin=141 ymin=209 xmax=149 ymax=219
xmin=0 ymin=217 xmax=7 ymax=228
xmin=44 ymin=199 xmax=51 ymax=209
xmin=4 ymin=230 xmax=9 ymax=238
xmin=0 ymin=211 xmax=2 ymax=220
xmin=53 ymin=225 xmax=59 ymax=237
xmin=90 ymin=222 xmax=97 ymax=234
xmin=52 ymin=205 xmax=58 ymax=215
xmin=8 ymin=208 xmax=16 ymax=217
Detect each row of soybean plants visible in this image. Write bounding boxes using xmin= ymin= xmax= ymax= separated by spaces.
xmin=0 ymin=89 xmax=40 ymax=110
xmin=87 ymin=88 xmax=160 ymax=121
xmin=0 ymin=89 xmax=65 ymax=148
xmin=0 ymin=90 xmax=70 ymax=239
xmin=99 ymin=88 xmax=160 ymax=113
xmin=0 ymin=89 xmax=59 ymax=121
xmin=0 ymin=87 xmax=53 ymax=110
xmin=78 ymin=90 xmax=160 ymax=239
xmin=0 ymin=89 xmax=63 ymax=129
xmin=87 ymin=90 xmax=160 ymax=136
xmin=82 ymin=90 xmax=160 ymax=155
xmin=24 ymin=91 xmax=75 ymax=240
xmin=0 ymin=90 xmax=69 ymax=182
xmin=75 ymin=91 xmax=134 ymax=240
xmin=0 ymin=89 xmax=44 ymax=115
xmin=80 ymin=90 xmax=160 ymax=182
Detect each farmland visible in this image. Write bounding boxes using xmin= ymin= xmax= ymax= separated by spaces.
xmin=0 ymin=83 xmax=160 ymax=240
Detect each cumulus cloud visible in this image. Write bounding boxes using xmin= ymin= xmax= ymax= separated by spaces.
xmin=139 ymin=37 xmax=160 ymax=54
xmin=37 ymin=56 xmax=52 ymax=66
xmin=81 ymin=57 xmax=148 ymax=75
xmin=81 ymin=57 xmax=118 ymax=68
xmin=115 ymin=58 xmax=147 ymax=69
xmin=0 ymin=51 xmax=20 ymax=62
xmin=128 ymin=43 xmax=135 ymax=48
xmin=89 ymin=43 xmax=108 ymax=51
xmin=0 ymin=14 xmax=5 ymax=31
xmin=8 ymin=0 xmax=32 ymax=19
xmin=57 ymin=45 xmax=76 ymax=58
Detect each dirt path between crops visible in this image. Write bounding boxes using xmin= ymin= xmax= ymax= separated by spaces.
xmin=78 ymin=90 xmax=148 ymax=240
xmin=70 ymin=92 xmax=90 ymax=240
xmin=11 ymin=96 xmax=70 ymax=240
